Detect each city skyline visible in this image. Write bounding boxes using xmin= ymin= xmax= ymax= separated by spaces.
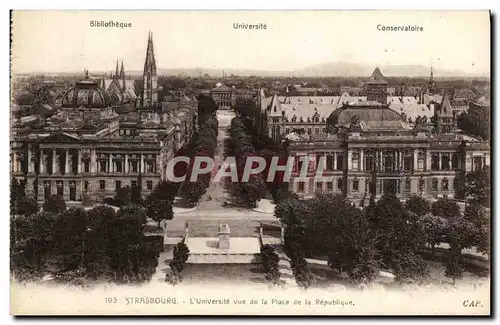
xmin=11 ymin=11 xmax=490 ymax=76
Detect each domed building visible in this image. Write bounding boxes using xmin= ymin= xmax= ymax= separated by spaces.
xmin=61 ymin=80 xmax=112 ymax=109
xmin=281 ymin=68 xmax=490 ymax=206
xmin=11 ymin=33 xmax=198 ymax=206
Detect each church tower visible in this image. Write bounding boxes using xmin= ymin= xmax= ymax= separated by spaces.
xmin=428 ymin=66 xmax=436 ymax=96
xmin=120 ymin=60 xmax=126 ymax=91
xmin=115 ymin=59 xmax=119 ymax=79
xmin=142 ymin=31 xmax=158 ymax=108
xmin=365 ymin=67 xmax=388 ymax=105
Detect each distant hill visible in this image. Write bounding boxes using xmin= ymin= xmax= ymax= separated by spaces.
xmin=15 ymin=62 xmax=489 ymax=78
xmin=296 ymin=62 xmax=488 ymax=78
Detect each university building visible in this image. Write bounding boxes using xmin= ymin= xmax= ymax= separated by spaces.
xmin=10 ymin=33 xmax=197 ymax=204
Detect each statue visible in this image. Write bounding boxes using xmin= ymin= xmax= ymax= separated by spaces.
xmin=349 ymin=114 xmax=362 ymax=132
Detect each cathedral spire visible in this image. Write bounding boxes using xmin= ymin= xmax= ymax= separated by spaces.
xmin=142 ymin=31 xmax=158 ymax=108
xmin=120 ymin=60 xmax=125 ymax=78
xmin=115 ymin=59 xmax=119 ymax=79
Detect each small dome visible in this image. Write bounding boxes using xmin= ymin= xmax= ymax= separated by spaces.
xmin=61 ymin=80 xmax=111 ymax=109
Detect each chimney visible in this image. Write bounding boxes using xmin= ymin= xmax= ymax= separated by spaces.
xmin=218 ymin=224 xmax=230 ymax=249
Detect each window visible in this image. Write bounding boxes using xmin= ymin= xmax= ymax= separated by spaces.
xmin=307 ymin=128 xmax=312 ymax=135
xmin=146 ymin=162 xmax=154 ymax=173
xmin=285 ymin=128 xmax=289 ymax=134
xmin=132 ymin=161 xmax=138 ymax=173
xmin=352 ymin=151 xmax=359 ymax=170
xmin=131 ymin=181 xmax=138 ymax=188
xmin=383 ymin=150 xmax=396 ymax=172
xmin=405 ymin=178 xmax=411 ymax=193
xmin=352 ymin=179 xmax=359 ymax=192
xmin=442 ymin=154 xmax=450 ymax=170
xmin=403 ymin=151 xmax=412 ymax=171
xmin=99 ymin=161 xmax=106 ymax=173
xmin=115 ymin=181 xmax=121 ymax=190
xmin=146 ymin=181 xmax=153 ymax=191
xmin=99 ymin=180 xmax=105 ymax=190
xmin=417 ymin=151 xmax=425 ymax=171
xmin=297 ymin=159 xmax=304 ymax=173
xmin=298 ymin=182 xmax=305 ymax=192
xmin=419 ymin=178 xmax=425 ymax=192
xmin=473 ymin=157 xmax=483 ymax=171
xmin=56 ymin=181 xmax=63 ymax=196
xmin=336 ymin=153 xmax=344 ymax=170
xmin=326 ymin=155 xmax=334 ymax=171
xmin=442 ymin=178 xmax=449 ymax=191
xmin=327 ymin=181 xmax=333 ymax=191
xmin=432 ymin=178 xmax=438 ymax=191
xmin=431 ymin=153 xmax=440 ymax=170
xmin=316 ymin=182 xmax=322 ymax=191
xmin=364 ymin=150 xmax=375 ymax=171
xmin=84 ymin=161 xmax=90 ymax=173
xmin=315 ymin=128 xmax=320 ymax=134
xmin=84 ymin=181 xmax=89 ymax=193
xmin=452 ymin=153 xmax=459 ymax=170
xmin=337 ymin=178 xmax=343 ymax=190
xmin=44 ymin=181 xmax=51 ymax=200
xmin=115 ymin=161 xmax=122 ymax=173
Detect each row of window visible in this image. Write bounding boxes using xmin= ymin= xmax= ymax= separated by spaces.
xmin=297 ymin=179 xmax=353 ymax=192
xmin=42 ymin=180 xmax=154 ymax=198
xmin=295 ymin=177 xmax=453 ymax=194
xmin=96 ymin=160 xmax=155 ymax=174
xmin=294 ymin=151 xmax=467 ymax=172
xmin=99 ymin=180 xmax=154 ymax=191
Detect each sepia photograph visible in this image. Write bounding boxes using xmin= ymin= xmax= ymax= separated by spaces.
xmin=9 ymin=10 xmax=491 ymax=316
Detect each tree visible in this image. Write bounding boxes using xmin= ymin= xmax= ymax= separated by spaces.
xmin=370 ymin=195 xmax=428 ymax=282
xmin=52 ymin=208 xmax=89 ymax=273
xmin=465 ymin=166 xmax=490 ymax=207
xmin=118 ymin=204 xmax=147 ymax=228
xmin=168 ymin=242 xmax=190 ymax=285
xmin=179 ymin=179 xmax=206 ymax=206
xmin=17 ymin=196 xmax=39 ymax=217
xmin=431 ymin=198 xmax=461 ymax=220
xmin=107 ymin=206 xmax=156 ymax=283
xmin=10 ymin=177 xmax=25 ymax=215
xmin=147 ymin=197 xmax=173 ymax=229
xmin=131 ymin=180 xmax=143 ymax=206
xmin=405 ymin=196 xmax=431 ymax=218
xmin=43 ymin=195 xmax=66 ymax=214
xmin=418 ymin=213 xmax=447 ymax=258
xmin=114 ymin=186 xmax=132 ymax=207
xmin=463 ymin=203 xmax=490 ymax=255
xmin=84 ymin=206 xmax=117 ymax=279
xmin=238 ymin=174 xmax=267 ymax=208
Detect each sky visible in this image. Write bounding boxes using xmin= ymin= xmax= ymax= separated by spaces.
xmin=11 ymin=10 xmax=491 ymax=75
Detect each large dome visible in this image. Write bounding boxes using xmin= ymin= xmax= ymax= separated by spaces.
xmin=61 ymin=80 xmax=111 ymax=109
xmin=328 ymin=101 xmax=402 ymax=126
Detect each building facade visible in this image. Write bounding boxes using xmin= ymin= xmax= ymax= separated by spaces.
xmin=281 ymin=68 xmax=490 ymax=204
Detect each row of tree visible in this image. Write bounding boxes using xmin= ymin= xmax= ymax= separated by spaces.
xmin=177 ymin=95 xmax=219 ymax=206
xmin=227 ymin=99 xmax=291 ymax=207
xmin=276 ymin=192 xmax=489 ymax=285
xmin=226 ymin=116 xmax=267 ymax=208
